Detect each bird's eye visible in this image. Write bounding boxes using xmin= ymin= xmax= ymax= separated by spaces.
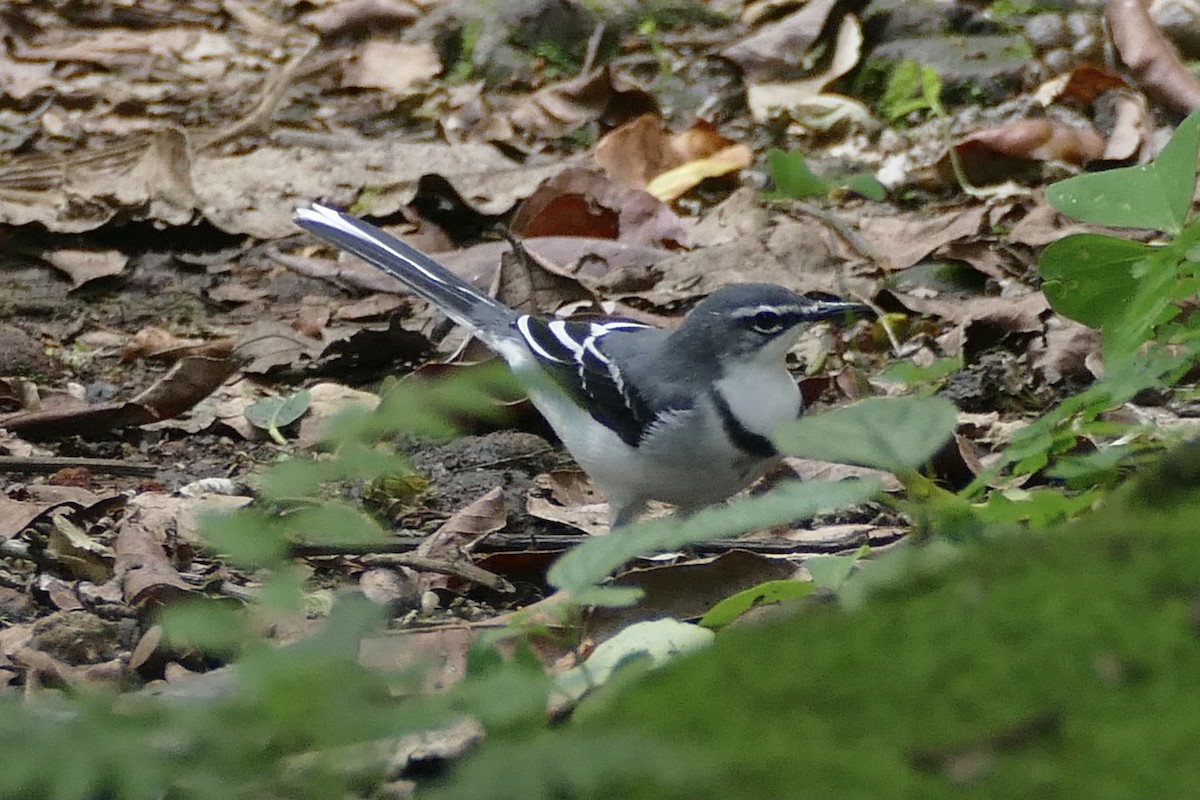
xmin=750 ymin=310 xmax=784 ymax=334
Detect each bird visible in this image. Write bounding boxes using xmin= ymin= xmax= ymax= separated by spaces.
xmin=294 ymin=203 xmax=870 ymax=529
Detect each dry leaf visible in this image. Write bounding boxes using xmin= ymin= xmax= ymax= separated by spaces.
xmin=722 ymin=0 xmax=843 ymax=81
xmin=509 ymin=167 xmax=688 ymax=247
xmin=594 ymin=116 xmax=753 ymax=201
xmin=114 ymin=513 xmax=193 ymax=607
xmin=509 ymin=66 xmax=656 ymax=139
xmin=41 ymin=248 xmax=128 ymax=289
xmin=302 ymin=0 xmax=420 ymax=36
xmin=746 ymin=15 xmax=864 ymax=123
xmin=955 ymin=118 xmax=1106 ymax=168
xmin=0 ymin=350 xmax=237 ymax=440
xmin=343 ymin=39 xmax=441 ymax=96
xmin=1108 ymin=0 xmax=1200 ymax=113
xmin=47 ymin=512 xmax=114 ymax=583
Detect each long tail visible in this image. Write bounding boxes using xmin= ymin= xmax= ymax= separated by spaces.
xmin=293 ymin=203 xmax=515 ymax=335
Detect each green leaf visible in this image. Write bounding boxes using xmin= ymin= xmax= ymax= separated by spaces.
xmin=840 ymin=173 xmax=887 ymax=201
xmin=878 ymin=356 xmax=963 ymax=387
xmin=548 ymin=479 xmax=881 ymax=595
xmin=699 ymin=579 xmax=816 ymax=629
xmin=1045 ymin=107 xmax=1200 ymax=234
xmin=806 ymin=548 xmax=868 ymax=591
xmin=879 ymin=60 xmax=942 ymax=121
xmin=879 ymin=60 xmax=918 ymax=119
xmin=972 ymin=487 xmax=1101 ymax=526
xmin=284 ymin=501 xmax=388 ymax=545
xmin=200 ymin=507 xmax=289 ymax=567
xmin=1039 ymin=234 xmax=1155 ymax=328
xmin=553 ymin=619 xmax=713 ymax=705
xmin=424 ymin=730 xmax=700 ymax=800
xmin=766 ymin=149 xmax=826 ymax=199
xmin=245 ymin=389 xmax=312 ymax=430
xmin=774 ymin=396 xmax=958 ymax=474
xmin=160 ymin=597 xmax=248 ymax=653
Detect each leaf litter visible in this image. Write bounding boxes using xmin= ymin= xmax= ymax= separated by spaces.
xmin=0 ymin=0 xmax=1198 ymax=768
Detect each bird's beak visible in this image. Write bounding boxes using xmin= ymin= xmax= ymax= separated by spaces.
xmin=802 ymin=299 xmax=875 ymax=322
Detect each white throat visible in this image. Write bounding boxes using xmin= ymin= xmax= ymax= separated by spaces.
xmin=712 ymin=342 xmax=802 ymax=439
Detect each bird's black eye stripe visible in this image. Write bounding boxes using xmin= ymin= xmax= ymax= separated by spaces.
xmin=749 ymin=310 xmax=784 ymax=333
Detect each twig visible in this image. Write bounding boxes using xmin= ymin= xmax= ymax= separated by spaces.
xmin=197 ymin=35 xmax=318 ymax=150
xmin=795 ymin=202 xmax=877 ymax=261
xmin=288 ymin=529 xmax=901 ymax=559
xmin=360 ymin=553 xmax=514 ymax=593
xmin=581 ymin=22 xmax=606 ymax=75
xmin=0 ymin=455 xmax=158 ymax=477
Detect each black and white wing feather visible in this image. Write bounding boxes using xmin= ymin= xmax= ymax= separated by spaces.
xmin=513 ymin=315 xmax=659 ymax=447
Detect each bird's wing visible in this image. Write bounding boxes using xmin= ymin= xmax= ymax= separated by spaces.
xmin=511 ymin=316 xmax=671 ymax=447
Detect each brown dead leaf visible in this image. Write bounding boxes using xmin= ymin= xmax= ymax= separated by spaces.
xmin=114 ymin=511 xmax=193 ymax=607
xmin=127 ymin=491 xmax=252 ymax=549
xmin=527 ymin=469 xmax=611 ymax=535
xmin=301 ymin=0 xmax=420 ymax=37
xmin=594 ymin=116 xmax=753 ymax=202
xmin=586 ymin=550 xmax=800 ymax=643
xmin=334 ymin=293 xmax=404 ymax=321
xmin=412 ymin=487 xmax=506 ymax=591
xmin=121 ymin=327 xmax=221 ymax=362
xmin=1108 ymin=0 xmax=1200 ymax=113
xmin=0 ymin=351 xmax=237 ymax=440
xmin=509 ymin=66 xmax=657 ymax=140
xmin=858 ymin=206 xmax=991 ymax=271
xmin=1035 ymin=64 xmax=1131 ymax=106
xmin=721 ymin=0 xmax=842 ymax=82
xmin=294 ymin=382 xmax=380 ymax=448
xmin=1030 ymin=316 xmax=1103 ymax=383
xmin=343 ymin=39 xmax=441 ymax=97
xmin=206 ymin=283 xmax=270 ymax=305
xmin=41 ymin=248 xmax=128 ymax=289
xmin=628 ymin=217 xmax=867 ymax=307
xmin=417 ymin=488 xmax=507 ymax=562
xmin=34 ymin=575 xmax=85 ymax=611
xmin=783 ymin=457 xmax=903 ymax=492
xmin=358 ymin=626 xmax=474 ymax=693
xmin=292 ymin=300 xmax=333 ymax=339
xmin=128 ymin=350 xmax=239 ymax=419
xmin=48 ymin=512 xmax=114 ymax=583
xmin=593 ymin=115 xmax=677 ymax=190
xmin=70 ymin=128 xmax=197 ymax=224
xmin=359 ymin=622 xmax=572 ymax=694
xmin=894 ymin=291 xmax=1049 ymax=335
xmin=1099 ymin=90 xmax=1154 ymax=161
xmin=955 ymin=118 xmax=1107 ymax=177
xmin=0 ymin=128 xmax=199 ymax=232
xmin=196 ymin=138 xmax=555 ymax=236
xmin=689 ymin=187 xmax=772 ymax=248
xmin=0 ymin=496 xmax=67 ymax=540
xmin=509 ymin=167 xmax=688 ymax=248
xmin=746 ymin=15 xmax=864 ymax=123
xmin=1007 ymin=196 xmax=1104 ymax=246
xmin=234 ymin=319 xmax=324 ymax=374
xmin=13 ymin=27 xmax=203 ymax=68
xmin=445 ymin=237 xmax=670 ymax=302
xmin=494 ymin=241 xmax=596 ymax=318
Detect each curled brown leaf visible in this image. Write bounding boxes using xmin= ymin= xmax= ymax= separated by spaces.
xmin=1108 ymin=0 xmax=1200 ymax=113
